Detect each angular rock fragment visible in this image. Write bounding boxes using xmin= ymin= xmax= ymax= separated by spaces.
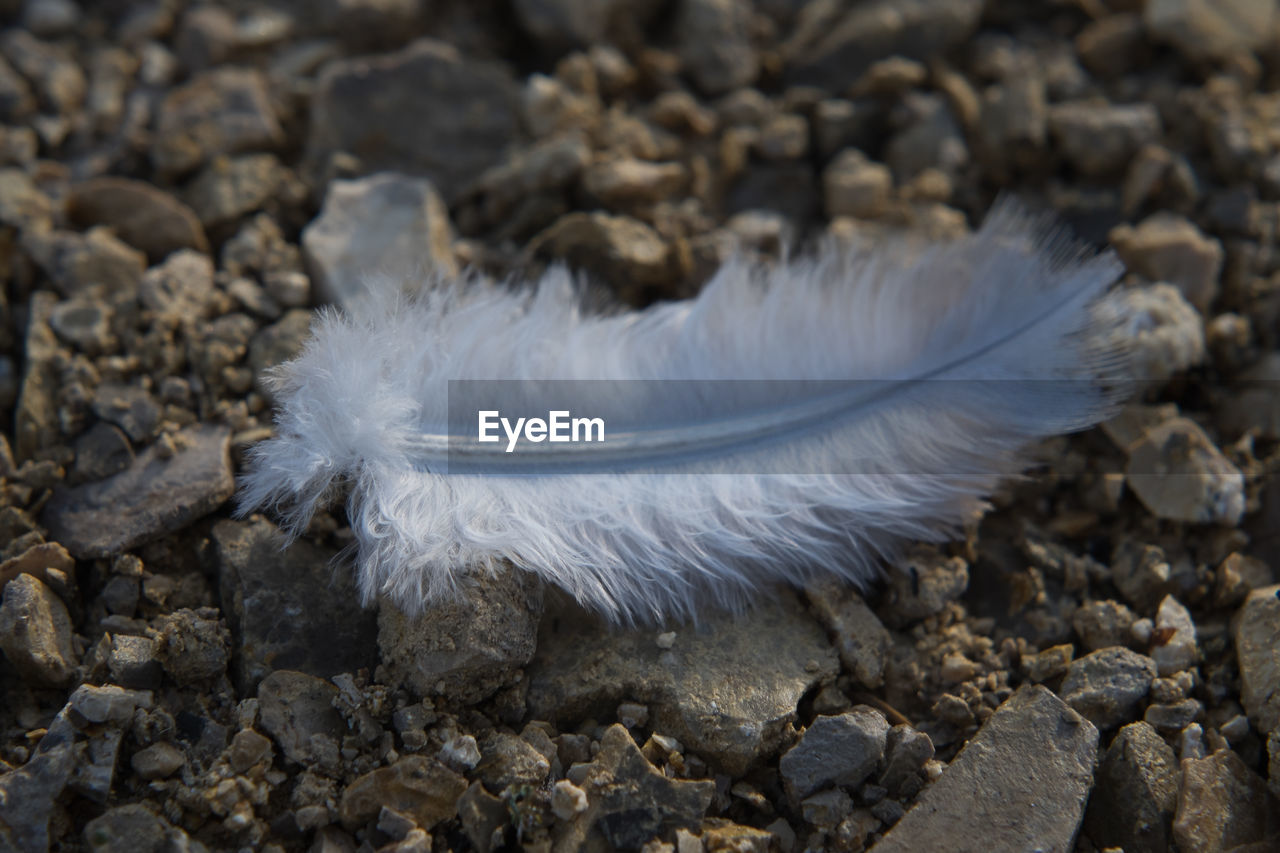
xmin=1235 ymin=585 xmax=1280 ymax=734
xmin=1173 ymin=748 xmax=1280 ymax=852
xmin=675 ymin=0 xmax=758 ymax=96
xmin=378 ymin=567 xmax=543 ymax=705
xmin=530 ymin=211 xmax=672 ymax=299
xmin=14 ymin=291 xmax=62 ymax=463
xmin=1059 ymin=647 xmax=1157 ymax=730
xmin=213 ymin=518 xmax=378 ymax=692
xmin=153 ymin=67 xmax=283 ymax=175
xmin=308 ymin=39 xmax=520 ymax=202
xmin=805 ymin=581 xmax=891 ymax=687
xmin=82 ymin=803 xmax=198 ymax=852
xmin=1145 ymin=0 xmax=1278 ymax=61
xmin=1110 ymin=213 xmax=1224 ymax=311
xmin=873 ymin=686 xmax=1097 ymax=853
xmin=258 ymin=670 xmax=347 ymax=768
xmin=526 ymin=590 xmax=838 ymax=776
xmin=1084 ymin=721 xmax=1179 ymax=853
xmin=1151 ymin=595 xmax=1198 ymax=676
xmin=553 ymin=725 xmax=714 ymax=851
xmin=0 ymin=572 xmax=78 ymax=687
xmin=1125 ymin=418 xmax=1245 ymax=526
xmin=340 ymin=756 xmax=467 ymax=831
xmin=42 ymin=424 xmax=234 ymax=559
xmin=779 ymin=707 xmax=890 ymax=802
xmin=782 ymin=0 xmax=983 ymax=90
xmin=302 ymin=172 xmax=457 ymax=306
xmin=150 ymin=607 xmax=229 ymax=685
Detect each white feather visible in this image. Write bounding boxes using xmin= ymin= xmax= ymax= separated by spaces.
xmin=237 ymin=203 xmax=1128 ymax=623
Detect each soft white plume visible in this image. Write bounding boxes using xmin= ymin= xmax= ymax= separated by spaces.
xmin=238 ymin=202 xmax=1128 ymax=623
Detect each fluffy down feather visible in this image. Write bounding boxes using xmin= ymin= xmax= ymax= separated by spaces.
xmin=238 ymin=203 xmax=1128 ymax=623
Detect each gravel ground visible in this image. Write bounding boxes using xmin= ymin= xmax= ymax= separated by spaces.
xmin=2 ymin=0 xmax=1280 ymax=851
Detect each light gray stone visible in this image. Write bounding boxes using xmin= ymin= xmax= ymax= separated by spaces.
xmin=302 ymin=171 xmax=457 ymax=306
xmin=779 ymin=708 xmax=890 ymax=802
xmin=0 ymin=572 xmax=78 ymax=687
xmin=1125 ymin=418 xmax=1245 ymax=526
xmin=874 ymin=686 xmax=1097 ymax=853
xmin=1146 ymin=0 xmax=1278 ymax=60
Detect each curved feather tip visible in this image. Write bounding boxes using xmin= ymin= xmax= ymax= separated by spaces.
xmin=238 ymin=202 xmax=1129 ymax=624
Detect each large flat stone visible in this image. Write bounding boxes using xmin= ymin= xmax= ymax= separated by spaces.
xmin=307 ymin=39 xmax=520 ymax=203
xmin=213 ymin=518 xmax=378 ymax=693
xmin=526 ymin=590 xmax=839 ymax=776
xmin=872 ymin=686 xmax=1098 ymax=853
xmin=42 ymin=424 xmax=234 ymax=558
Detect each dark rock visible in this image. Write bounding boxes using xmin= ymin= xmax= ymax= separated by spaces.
xmin=67 ymin=177 xmax=209 ymax=262
xmin=226 ymin=729 xmax=273 ymax=774
xmin=512 ymin=0 xmax=655 ymax=53
xmin=724 ymin=162 xmax=819 ymax=225
xmin=91 ymin=383 xmax=159 ymax=444
xmin=151 ymin=607 xmax=229 ymax=685
xmin=339 ymin=756 xmax=467 ymax=831
xmin=152 ymin=67 xmax=284 ymax=176
xmin=1145 ymin=0 xmax=1277 ymax=61
xmin=874 ymin=686 xmax=1097 ymax=853
xmin=71 ymin=423 xmax=133 ymax=484
xmin=675 ymin=0 xmax=758 ymax=95
xmin=779 ymin=708 xmax=890 ymax=802
xmin=0 ymin=29 xmax=84 ymax=115
xmin=301 ymin=172 xmax=457 ymax=306
xmin=782 ymin=0 xmax=982 ymax=91
xmin=13 ymin=291 xmax=60 ymax=463
xmin=212 ymin=517 xmax=378 ymax=693
xmin=43 ymin=424 xmax=233 ymax=558
xmin=1049 ymin=102 xmax=1161 ymax=177
xmin=308 ymin=39 xmax=520 ymax=203
xmin=258 ymin=670 xmax=346 ymax=767
xmin=476 ymin=731 xmax=551 ymax=792
xmin=1085 ymin=722 xmax=1179 ymax=853
xmin=0 ymin=55 xmax=36 ymax=121
xmin=458 ymin=781 xmax=507 ymax=853
xmin=106 ymin=634 xmax=162 ymax=690
xmin=878 ymin=724 xmax=935 ymax=798
xmin=527 ymin=590 xmax=838 ymax=776
xmin=82 ymin=803 xmax=196 ymax=853
xmin=885 ymin=93 xmax=968 ymax=182
xmin=1059 ymin=647 xmax=1157 ymax=730
xmin=0 ymin=702 xmax=80 ymax=851
xmin=1173 ymin=748 xmax=1280 ymax=852
xmin=378 ymin=567 xmax=543 ymax=705
xmin=0 ymin=572 xmax=78 ymax=686
xmin=247 ymin=309 xmax=313 ymax=396
xmin=553 ymin=725 xmax=714 ymax=850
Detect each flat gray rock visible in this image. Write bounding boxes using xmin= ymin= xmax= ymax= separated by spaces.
xmin=872 ymin=685 xmax=1098 ymax=853
xmin=42 ymin=424 xmax=234 ymax=559
xmin=307 ymin=39 xmax=520 ymax=203
xmin=780 ymin=707 xmax=890 ymax=802
xmin=526 ymin=589 xmax=839 ymax=776
xmin=213 ymin=518 xmax=378 ymax=693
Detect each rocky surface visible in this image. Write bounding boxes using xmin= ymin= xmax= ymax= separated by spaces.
xmin=1 ymin=2 xmax=1279 ymax=851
